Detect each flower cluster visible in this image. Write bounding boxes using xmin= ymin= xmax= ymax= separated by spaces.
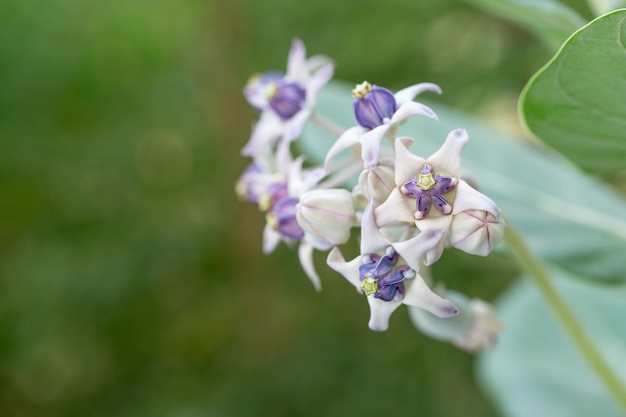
xmin=237 ymin=39 xmax=505 ymax=351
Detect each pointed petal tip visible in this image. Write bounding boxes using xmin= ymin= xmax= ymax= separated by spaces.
xmin=441 ymin=301 xmax=459 ymax=318
xmin=326 ymin=246 xmax=344 ymax=265
xmin=450 ymin=128 xmax=468 ymax=142
xmin=368 ymin=321 xmax=388 ymax=332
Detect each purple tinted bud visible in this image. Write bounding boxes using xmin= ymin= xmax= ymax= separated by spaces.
xmin=268 ymin=82 xmax=307 ymax=120
xmin=268 ymin=197 xmax=305 ymax=240
xmin=352 ymin=82 xmax=397 ymax=130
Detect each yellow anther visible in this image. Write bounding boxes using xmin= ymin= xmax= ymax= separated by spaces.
xmin=352 ymin=81 xmax=372 ymax=99
xmin=258 ymin=193 xmax=272 ymax=212
xmin=246 ymin=73 xmax=261 ymax=86
xmin=417 ymin=172 xmax=436 ymax=191
xmin=360 ymin=276 xmax=378 ymax=296
xmin=265 ymin=211 xmax=279 ymax=230
xmin=263 ymin=82 xmax=279 ymax=99
xmin=235 ymin=180 xmax=248 ymax=201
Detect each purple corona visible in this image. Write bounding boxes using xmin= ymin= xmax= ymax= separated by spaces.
xmin=401 ymin=163 xmax=458 ymax=220
xmin=359 ymin=246 xmax=416 ymax=302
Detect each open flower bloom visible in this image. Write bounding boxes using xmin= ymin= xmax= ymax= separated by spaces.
xmin=375 ymin=130 xmax=503 ymax=262
xmin=325 ymin=81 xmax=440 ymax=169
xmin=241 ymin=39 xmax=334 ymax=157
xmin=327 ymin=202 xmax=458 ymax=331
xmin=408 ymin=290 xmax=501 ymax=352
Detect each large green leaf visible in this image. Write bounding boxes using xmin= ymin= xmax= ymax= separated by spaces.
xmin=301 ymin=81 xmax=626 ymax=281
xmin=478 ymin=269 xmax=626 ymax=417
xmin=520 ymin=9 xmax=626 ymax=174
xmin=462 ymin=0 xmax=586 ymax=51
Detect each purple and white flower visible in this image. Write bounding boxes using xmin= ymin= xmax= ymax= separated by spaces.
xmin=375 ymin=129 xmax=503 ymax=262
xmin=241 ymin=39 xmax=334 ymax=157
xmin=325 ymin=81 xmax=440 ymax=169
xmin=238 ymin=141 xmax=356 ymax=291
xmin=327 ymin=202 xmax=458 ymax=331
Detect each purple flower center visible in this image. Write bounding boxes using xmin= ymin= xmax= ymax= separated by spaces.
xmin=401 ymin=164 xmax=458 ymax=220
xmin=358 ymin=246 xmax=415 ymax=302
xmin=352 ymin=81 xmax=397 ymax=130
xmin=266 ymin=197 xmax=305 ymax=240
xmin=266 ymin=82 xmax=307 ymax=120
xmin=244 ymin=71 xmax=285 ymax=110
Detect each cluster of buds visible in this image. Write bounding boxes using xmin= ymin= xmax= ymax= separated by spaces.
xmin=237 ymin=39 xmax=506 ymax=352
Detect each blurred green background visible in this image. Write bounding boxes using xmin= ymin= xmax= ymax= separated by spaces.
xmin=0 ymin=0 xmax=593 ymax=416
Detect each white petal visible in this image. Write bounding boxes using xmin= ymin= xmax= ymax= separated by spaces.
xmin=241 ymin=111 xmax=284 ymax=157
xmin=452 ymin=180 xmax=500 ymax=216
xmin=326 ymin=247 xmax=362 ymax=287
xmin=393 ymin=82 xmax=442 ymax=105
xmin=305 ymin=54 xmax=334 ymax=73
xmin=424 ymin=232 xmax=447 ymax=266
xmin=262 ymin=224 xmax=281 ymax=254
xmin=274 ymin=138 xmax=294 ymax=170
xmin=324 ymin=127 xmax=361 ymax=170
xmin=298 ymin=241 xmax=322 ymax=291
xmin=306 ymin=63 xmax=334 ymax=103
xmin=286 ymin=156 xmax=306 ymax=196
xmin=427 ymin=128 xmax=468 ymax=178
xmin=407 ymin=290 xmax=473 ymax=343
xmin=390 ymin=101 xmax=438 ymax=125
xmin=403 ymin=276 xmax=458 ymax=318
xmin=300 ymin=167 xmax=327 ymax=194
xmin=359 ymin=124 xmax=389 ymax=167
xmin=392 ymin=228 xmax=445 ymax=272
xmin=367 ymin=296 xmax=402 ymax=331
xmin=286 ymin=38 xmax=306 ymax=80
xmin=360 ymin=201 xmax=390 ymax=254
xmin=282 ymin=108 xmax=311 ymax=143
xmin=394 ymin=138 xmax=426 ymax=185
xmin=374 ymin=188 xmax=415 ymax=227
xmin=415 ymin=212 xmax=454 ymax=232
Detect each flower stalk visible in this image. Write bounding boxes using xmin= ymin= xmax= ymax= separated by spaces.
xmin=504 ymin=224 xmax=626 ymax=413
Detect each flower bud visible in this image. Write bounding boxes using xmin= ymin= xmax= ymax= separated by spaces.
xmin=408 ymin=290 xmax=501 ymax=352
xmin=296 ymin=189 xmax=356 ymax=250
xmin=357 ymin=158 xmax=396 ymax=204
xmin=449 ymin=209 xmax=506 ymax=256
xmin=352 ymin=82 xmax=397 ymax=129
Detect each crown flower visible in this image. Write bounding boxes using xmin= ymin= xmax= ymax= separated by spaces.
xmin=237 ymin=40 xmax=505 ymax=353
xmin=375 ymin=129 xmax=503 ymax=262
xmin=327 ymin=202 xmax=458 ymax=331
xmin=325 ymin=81 xmax=440 ymax=168
xmin=241 ymin=39 xmax=334 ymax=157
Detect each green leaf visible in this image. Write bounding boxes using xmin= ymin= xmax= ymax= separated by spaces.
xmin=478 ymin=269 xmax=626 ymax=417
xmin=520 ymin=9 xmax=626 ymax=174
xmin=301 ymin=81 xmax=626 ymax=281
xmin=462 ymin=0 xmax=586 ymax=51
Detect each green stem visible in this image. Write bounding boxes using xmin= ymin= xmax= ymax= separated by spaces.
xmin=310 ymin=111 xmax=345 ymax=138
xmin=504 ymin=224 xmax=626 ymax=413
